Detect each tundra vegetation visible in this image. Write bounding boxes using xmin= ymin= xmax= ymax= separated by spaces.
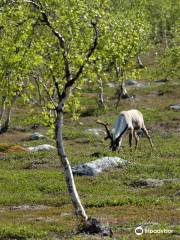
xmin=0 ymin=0 xmax=179 ymax=239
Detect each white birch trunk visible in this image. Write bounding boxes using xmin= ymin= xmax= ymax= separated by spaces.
xmin=4 ymin=106 xmax=12 ymax=129
xmin=0 ymin=96 xmax=6 ymax=131
xmin=137 ymin=55 xmax=144 ymax=68
xmin=98 ymin=77 xmax=105 ymax=108
xmin=55 ymin=109 xmax=88 ymax=222
xmin=0 ymin=96 xmax=6 ymax=122
xmin=0 ymin=95 xmax=17 ymax=133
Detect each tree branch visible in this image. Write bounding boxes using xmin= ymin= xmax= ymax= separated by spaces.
xmin=58 ymin=19 xmax=99 ymax=103
xmin=72 ymin=20 xmax=99 ymax=82
xmin=40 ymin=79 xmax=56 ymax=109
xmin=25 ymin=0 xmax=71 ymax=82
xmin=46 ymin=53 xmax=62 ymax=101
xmin=25 ymin=0 xmax=99 ymax=112
xmin=55 ymin=19 xmax=99 ymax=111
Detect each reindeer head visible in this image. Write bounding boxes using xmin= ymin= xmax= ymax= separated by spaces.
xmin=96 ymin=120 xmax=120 ymax=151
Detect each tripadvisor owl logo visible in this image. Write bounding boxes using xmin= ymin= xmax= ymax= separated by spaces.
xmin=135 ymin=226 xmax=143 ymax=235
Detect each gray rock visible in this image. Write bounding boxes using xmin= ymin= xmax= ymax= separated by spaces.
xmin=169 ymin=104 xmax=180 ymax=110
xmin=27 ymin=144 xmax=55 ymax=152
xmin=126 ymin=79 xmax=138 ymax=86
xmin=85 ymin=128 xmax=105 ymax=136
xmin=163 ymin=178 xmax=180 ymax=184
xmin=29 ymin=132 xmax=45 ymax=140
xmin=72 ymin=157 xmax=128 ymax=176
xmin=132 ymin=179 xmax=164 ymax=188
xmin=81 ymin=217 xmax=113 ymax=236
xmin=106 ymin=82 xmax=116 ymax=88
xmin=174 ymin=191 xmax=180 ymax=197
xmin=60 ymin=212 xmax=72 ymax=217
xmin=125 ymin=80 xmax=149 ymax=88
xmin=137 ymin=178 xmax=164 ymax=187
xmin=154 ymin=79 xmax=168 ymax=84
xmin=35 ymin=217 xmax=55 ymax=222
xmin=132 ymin=178 xmax=180 ymax=188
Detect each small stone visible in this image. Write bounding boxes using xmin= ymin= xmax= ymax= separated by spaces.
xmin=27 ymin=144 xmax=55 ymax=152
xmin=169 ymin=104 xmax=180 ymax=110
xmin=126 ymin=79 xmax=138 ymax=86
xmin=60 ymin=212 xmax=72 ymax=217
xmin=132 ymin=179 xmax=164 ymax=188
xmin=85 ymin=128 xmax=105 ymax=136
xmin=82 ymin=217 xmax=113 ymax=236
xmin=154 ymin=79 xmax=168 ymax=83
xmin=174 ymin=191 xmax=180 ymax=197
xmin=29 ymin=132 xmax=45 ymax=140
xmin=30 ymin=124 xmax=40 ymax=129
xmin=106 ymin=82 xmax=115 ymax=88
xmin=132 ymin=178 xmax=180 ymax=188
xmin=36 ymin=217 xmax=55 ymax=222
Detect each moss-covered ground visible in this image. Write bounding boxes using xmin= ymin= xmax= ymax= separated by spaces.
xmin=0 ymin=76 xmax=179 ymax=239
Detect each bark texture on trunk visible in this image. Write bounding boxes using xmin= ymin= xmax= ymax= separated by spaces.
xmin=115 ymin=82 xmax=129 ymax=108
xmin=34 ymin=77 xmax=42 ymax=104
xmin=114 ymin=62 xmax=129 ymax=107
xmin=137 ymin=55 xmax=144 ymax=68
xmin=0 ymin=95 xmax=6 ymax=122
xmin=164 ymin=28 xmax=169 ymax=49
xmin=0 ymin=106 xmax=12 ymax=134
xmin=55 ymin=109 xmax=88 ymax=222
xmin=4 ymin=106 xmax=11 ymax=130
xmin=0 ymin=94 xmax=18 ymax=134
xmin=0 ymin=78 xmax=29 ymax=134
xmin=98 ymin=77 xmax=105 ymax=108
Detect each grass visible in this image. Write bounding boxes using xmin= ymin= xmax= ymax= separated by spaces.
xmin=0 ymin=72 xmax=179 ymax=239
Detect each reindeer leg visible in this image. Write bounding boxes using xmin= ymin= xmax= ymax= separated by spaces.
xmin=142 ymin=127 xmax=153 ymax=149
xmin=133 ymin=131 xmax=139 ymax=150
xmin=129 ymin=129 xmax=133 ymax=150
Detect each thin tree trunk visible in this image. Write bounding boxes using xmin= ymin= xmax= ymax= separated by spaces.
xmin=0 ymin=95 xmax=18 ymax=134
xmin=164 ymin=28 xmax=168 ymax=49
xmin=55 ymin=109 xmax=88 ymax=222
xmin=98 ymin=77 xmax=105 ymax=108
xmin=0 ymin=105 xmax=12 ymax=133
xmin=0 ymin=95 xmax=6 ymax=122
xmin=34 ymin=77 xmax=42 ymax=104
xmin=4 ymin=106 xmax=12 ymax=130
xmin=115 ymin=62 xmax=129 ymax=108
xmin=55 ymin=108 xmax=112 ymax=235
xmin=115 ymin=81 xmax=129 ymax=108
xmin=137 ymin=55 xmax=144 ymax=68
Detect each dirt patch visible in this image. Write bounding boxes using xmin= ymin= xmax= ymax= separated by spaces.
xmin=0 ymin=131 xmax=30 ymax=144
xmin=149 ymin=120 xmax=180 ymax=136
xmin=9 ymin=204 xmax=51 ymax=211
xmin=0 ymin=143 xmax=27 ymax=157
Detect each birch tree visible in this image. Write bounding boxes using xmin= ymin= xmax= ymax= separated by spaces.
xmin=1 ymin=0 xmax=112 ymax=233
xmin=0 ymin=3 xmax=38 ymax=133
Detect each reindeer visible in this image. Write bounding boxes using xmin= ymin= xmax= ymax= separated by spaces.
xmin=97 ymin=109 xmax=153 ymax=151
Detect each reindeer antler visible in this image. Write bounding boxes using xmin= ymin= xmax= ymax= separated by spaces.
xmin=96 ymin=120 xmax=112 ymax=140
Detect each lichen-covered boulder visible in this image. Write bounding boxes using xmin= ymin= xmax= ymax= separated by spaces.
xmin=132 ymin=178 xmax=180 ymax=188
xmin=72 ymin=157 xmax=128 ymax=176
xmin=28 ymin=144 xmax=55 ymax=152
